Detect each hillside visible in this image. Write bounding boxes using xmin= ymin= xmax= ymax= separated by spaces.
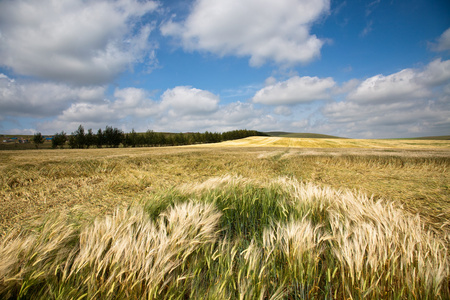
xmin=207 ymin=136 xmax=450 ymax=149
xmin=393 ymin=135 xmax=450 ymax=140
xmin=265 ymin=131 xmax=344 ymax=138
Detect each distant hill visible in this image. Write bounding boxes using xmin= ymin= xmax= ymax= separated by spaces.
xmin=393 ymin=136 xmax=450 ymax=140
xmin=265 ymin=132 xmax=346 ymax=139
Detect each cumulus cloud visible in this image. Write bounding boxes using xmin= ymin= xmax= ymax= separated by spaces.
xmin=274 ymin=106 xmax=293 ymax=116
xmin=0 ymin=0 xmax=158 ymax=85
xmin=430 ymin=27 xmax=450 ymax=52
xmin=4 ymin=55 xmax=449 ymax=138
xmin=321 ymin=100 xmax=450 ymax=138
xmin=59 ymin=103 xmax=116 ymax=123
xmin=321 ymin=59 xmax=450 ymax=138
xmin=252 ymin=76 xmax=335 ymax=105
xmin=57 ymin=87 xmax=157 ymax=125
xmin=113 ymin=88 xmax=157 ymax=118
xmin=332 ymin=79 xmax=360 ymax=95
xmin=161 ymin=0 xmax=330 ymax=66
xmin=347 ymin=69 xmax=430 ymax=104
xmin=347 ymin=58 xmax=450 ymax=104
xmin=418 ymin=58 xmax=450 ymax=86
xmin=39 ymin=85 xmax=278 ymax=134
xmin=0 ymin=74 xmax=106 ymax=117
xmin=160 ymin=86 xmax=220 ymax=117
xmin=153 ymin=101 xmax=276 ymax=133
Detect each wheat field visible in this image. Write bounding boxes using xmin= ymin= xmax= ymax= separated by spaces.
xmin=208 ymin=136 xmax=450 ymax=149
xmin=1 ymin=137 xmax=449 ymax=299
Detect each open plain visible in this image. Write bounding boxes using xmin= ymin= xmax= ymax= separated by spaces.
xmin=1 ymin=137 xmax=449 ymax=299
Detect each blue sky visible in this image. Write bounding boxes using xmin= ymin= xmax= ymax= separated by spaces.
xmin=1 ymin=0 xmax=449 ymax=138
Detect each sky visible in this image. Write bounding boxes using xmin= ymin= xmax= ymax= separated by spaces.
xmin=0 ymin=0 xmax=449 ymax=138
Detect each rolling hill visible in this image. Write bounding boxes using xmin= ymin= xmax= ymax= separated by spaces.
xmin=265 ymin=132 xmax=346 ymax=138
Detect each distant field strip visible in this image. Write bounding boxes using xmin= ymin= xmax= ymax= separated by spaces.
xmin=208 ymin=136 xmax=450 ymax=149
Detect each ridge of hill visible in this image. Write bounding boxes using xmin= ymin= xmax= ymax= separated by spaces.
xmin=265 ymin=132 xmax=450 ymax=140
xmin=392 ymin=135 xmax=450 ymax=140
xmin=265 ymin=132 xmax=346 ymax=139
xmin=208 ymin=136 xmax=450 ymax=149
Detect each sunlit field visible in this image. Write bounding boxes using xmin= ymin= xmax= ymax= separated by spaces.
xmin=209 ymin=136 xmax=450 ymax=149
xmin=1 ymin=137 xmax=449 ymax=299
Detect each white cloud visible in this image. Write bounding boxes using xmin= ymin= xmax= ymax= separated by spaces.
xmin=216 ymin=102 xmax=262 ymax=125
xmin=113 ymin=88 xmax=157 ymax=118
xmin=0 ymin=74 xmax=106 ymax=117
xmin=347 ymin=69 xmax=430 ymax=104
xmin=39 ymin=87 xmax=156 ymax=133
xmin=153 ymin=101 xmax=276 ymax=133
xmin=274 ymin=106 xmax=293 ymax=116
xmin=57 ymin=87 xmax=157 ymax=124
xmin=0 ymin=0 xmax=158 ymax=85
xmin=264 ymin=77 xmax=278 ymax=86
xmin=161 ymin=0 xmax=330 ymax=66
xmin=160 ymin=86 xmax=220 ymax=117
xmin=365 ymin=0 xmax=381 ymax=16
xmin=38 ymin=86 xmax=278 ymax=134
xmin=430 ymin=27 xmax=450 ymax=52
xmin=321 ymin=59 xmax=450 ymax=138
xmin=418 ymin=58 xmax=450 ymax=86
xmin=4 ymin=56 xmax=449 ymax=138
xmin=252 ymin=76 xmax=335 ymax=105
xmin=291 ymin=119 xmax=309 ymax=129
xmin=59 ymin=103 xmax=116 ymax=123
xmin=321 ymin=100 xmax=450 ymax=138
xmin=332 ymin=79 xmax=360 ymax=95
xmin=348 ymin=58 xmax=450 ymax=104
xmin=360 ymin=20 xmax=373 ymax=37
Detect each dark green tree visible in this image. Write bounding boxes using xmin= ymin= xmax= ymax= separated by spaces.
xmin=96 ymin=129 xmax=104 ymax=148
xmin=174 ymin=133 xmax=187 ymax=146
xmin=52 ymin=131 xmax=67 ymax=149
xmin=157 ymin=132 xmax=167 ymax=146
xmin=144 ymin=130 xmax=155 ymax=146
xmin=68 ymin=135 xmax=76 ymax=149
xmin=104 ymin=126 xmax=124 ymax=148
xmin=126 ymin=129 xmax=138 ymax=147
xmin=72 ymin=125 xmax=86 ymax=148
xmin=85 ymin=128 xmax=96 ymax=148
xmin=32 ymin=132 xmax=45 ymax=149
xmin=192 ymin=132 xmax=204 ymax=144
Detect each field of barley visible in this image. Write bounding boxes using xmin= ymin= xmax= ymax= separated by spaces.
xmin=1 ymin=137 xmax=449 ymax=299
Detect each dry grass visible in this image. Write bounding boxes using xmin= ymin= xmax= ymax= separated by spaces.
xmin=1 ymin=144 xmax=449 ymax=235
xmin=0 ymin=139 xmax=449 ymax=297
xmin=210 ymin=136 xmax=450 ymax=149
xmin=0 ymin=176 xmax=448 ymax=299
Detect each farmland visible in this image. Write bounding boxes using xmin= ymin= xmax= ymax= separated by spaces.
xmin=1 ymin=137 xmax=449 ymax=299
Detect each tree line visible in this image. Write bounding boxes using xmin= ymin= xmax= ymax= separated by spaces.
xmin=32 ymin=125 xmax=267 ymax=149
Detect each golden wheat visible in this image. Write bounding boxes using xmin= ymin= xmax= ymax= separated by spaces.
xmin=1 ymin=142 xmax=449 ymax=298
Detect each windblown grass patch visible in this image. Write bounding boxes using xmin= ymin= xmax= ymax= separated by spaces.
xmin=1 ymin=176 xmax=448 ymax=299
xmin=1 ymin=146 xmax=449 ymax=241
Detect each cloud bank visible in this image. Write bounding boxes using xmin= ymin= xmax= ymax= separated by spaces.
xmin=321 ymin=58 xmax=450 ymax=138
xmin=2 ymin=58 xmax=449 ymax=138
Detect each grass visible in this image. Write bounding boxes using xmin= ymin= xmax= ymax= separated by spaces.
xmin=0 ymin=176 xmax=448 ymax=299
xmin=392 ymin=135 xmax=450 ymax=140
xmin=265 ymin=132 xmax=345 ymax=139
xmin=210 ymin=136 xmax=450 ymax=149
xmin=1 ymin=138 xmax=449 ymax=298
